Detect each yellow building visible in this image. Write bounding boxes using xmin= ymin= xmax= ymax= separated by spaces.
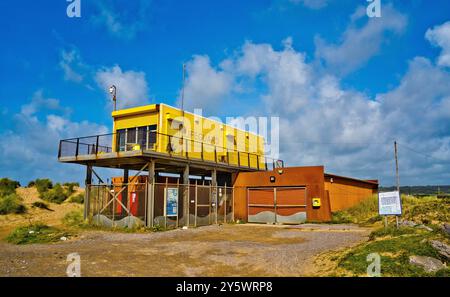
xmin=111 ymin=103 xmax=266 ymax=170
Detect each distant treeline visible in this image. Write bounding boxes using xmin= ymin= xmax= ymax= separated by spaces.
xmin=380 ymin=185 xmax=450 ymax=195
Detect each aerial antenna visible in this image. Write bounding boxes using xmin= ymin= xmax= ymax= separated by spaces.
xmin=181 ymin=63 xmax=186 ymax=111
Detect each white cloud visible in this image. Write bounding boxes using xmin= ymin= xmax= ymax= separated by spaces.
xmin=92 ymin=1 xmax=150 ymax=40
xmin=0 ymin=92 xmax=108 ymax=185
xmin=95 ymin=65 xmax=150 ymax=109
xmin=315 ymin=4 xmax=407 ymax=76
xmin=426 ymin=21 xmax=450 ymax=67
xmin=177 ymin=28 xmax=450 ymax=184
xmin=290 ymin=0 xmax=329 ymax=9
xmin=59 ymin=49 xmax=84 ymax=83
xmin=178 ymin=55 xmax=233 ymax=112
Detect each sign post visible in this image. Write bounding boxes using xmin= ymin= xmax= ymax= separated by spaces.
xmin=378 ymin=191 xmax=402 ymax=229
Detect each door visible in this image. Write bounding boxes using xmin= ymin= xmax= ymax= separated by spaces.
xmin=247 ymin=187 xmax=307 ymax=224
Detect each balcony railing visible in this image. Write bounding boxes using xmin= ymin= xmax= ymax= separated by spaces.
xmin=58 ymin=131 xmax=284 ymax=171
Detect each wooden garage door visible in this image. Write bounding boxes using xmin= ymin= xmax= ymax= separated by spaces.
xmin=247 ymin=187 xmax=307 ymax=224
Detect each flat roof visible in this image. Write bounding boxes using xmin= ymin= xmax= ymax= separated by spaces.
xmin=325 ymin=173 xmax=378 ymax=186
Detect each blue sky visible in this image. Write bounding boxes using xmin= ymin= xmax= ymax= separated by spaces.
xmin=1 ymin=0 xmax=450 ymax=186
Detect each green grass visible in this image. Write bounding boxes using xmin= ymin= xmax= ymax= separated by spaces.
xmin=0 ymin=193 xmax=26 ymax=215
xmin=6 ymin=223 xmax=71 ymax=245
xmin=331 ymin=194 xmax=449 ymax=226
xmin=336 ymin=226 xmax=450 ymax=277
xmin=62 ymin=210 xmax=86 ymax=227
xmin=0 ymin=178 xmax=20 ymax=196
xmin=67 ymin=193 xmax=84 ymax=204
xmin=331 ymin=194 xmax=381 ymax=225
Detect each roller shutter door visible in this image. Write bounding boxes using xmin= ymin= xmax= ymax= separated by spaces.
xmin=247 ymin=187 xmax=307 ymax=224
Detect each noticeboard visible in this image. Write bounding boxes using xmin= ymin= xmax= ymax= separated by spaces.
xmin=378 ymin=191 xmax=402 ymax=216
xmin=166 ymin=187 xmax=178 ymax=217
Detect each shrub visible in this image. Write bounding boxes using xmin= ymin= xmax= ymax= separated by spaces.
xmin=41 ymin=184 xmax=68 ymax=204
xmin=0 ymin=193 xmax=26 ymax=214
xmin=27 ymin=180 xmax=35 ymax=187
xmin=34 ymin=178 xmax=53 ymax=195
xmin=0 ymin=178 xmax=20 ymax=197
xmin=31 ymin=201 xmax=52 ymax=211
xmin=62 ymin=210 xmax=86 ymax=227
xmin=68 ymin=193 xmax=84 ymax=204
xmin=6 ymin=223 xmax=70 ymax=245
xmin=63 ymin=182 xmax=79 ymax=196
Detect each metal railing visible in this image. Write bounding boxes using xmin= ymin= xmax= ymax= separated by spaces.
xmin=58 ymin=131 xmax=284 ymax=171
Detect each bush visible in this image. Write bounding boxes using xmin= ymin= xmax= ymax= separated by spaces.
xmin=31 ymin=201 xmax=52 ymax=211
xmin=41 ymin=184 xmax=69 ymax=204
xmin=34 ymin=178 xmax=53 ymax=195
xmin=68 ymin=193 xmax=84 ymax=204
xmin=27 ymin=180 xmax=35 ymax=187
xmin=62 ymin=210 xmax=85 ymax=227
xmin=63 ymin=182 xmax=79 ymax=196
xmin=0 ymin=178 xmax=20 ymax=197
xmin=6 ymin=223 xmax=70 ymax=245
xmin=0 ymin=193 xmax=26 ymax=215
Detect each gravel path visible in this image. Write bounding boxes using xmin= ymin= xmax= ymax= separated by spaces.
xmin=0 ymin=224 xmax=370 ymax=276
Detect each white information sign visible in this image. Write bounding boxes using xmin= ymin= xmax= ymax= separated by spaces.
xmin=378 ymin=191 xmax=402 ymax=216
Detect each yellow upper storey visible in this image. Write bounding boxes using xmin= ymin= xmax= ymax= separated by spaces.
xmin=111 ymin=103 xmax=266 ymax=169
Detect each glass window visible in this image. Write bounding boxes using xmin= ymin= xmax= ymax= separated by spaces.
xmin=117 ymin=129 xmax=126 ymax=152
xmin=127 ymin=128 xmax=137 ymax=144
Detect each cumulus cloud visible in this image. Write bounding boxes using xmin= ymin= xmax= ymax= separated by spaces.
xmin=426 ymin=21 xmax=450 ymax=67
xmin=178 ymin=55 xmax=233 ymax=112
xmin=289 ymin=0 xmax=329 ymax=10
xmin=178 ymin=24 xmax=450 ymax=184
xmin=0 ymin=91 xmax=108 ymax=185
xmin=95 ymin=65 xmax=150 ymax=109
xmin=59 ymin=49 xmax=85 ymax=83
xmin=91 ymin=1 xmax=150 ymax=40
xmin=315 ymin=4 xmax=407 ymax=76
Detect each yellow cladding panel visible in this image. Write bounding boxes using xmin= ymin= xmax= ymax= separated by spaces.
xmin=114 ymin=113 xmax=158 ymax=130
xmin=111 ymin=103 xmax=266 ymax=169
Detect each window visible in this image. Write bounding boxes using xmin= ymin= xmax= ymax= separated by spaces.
xmin=116 ymin=125 xmax=158 ymax=151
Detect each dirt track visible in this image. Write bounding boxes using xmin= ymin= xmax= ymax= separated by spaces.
xmin=0 ymin=224 xmax=370 ymax=276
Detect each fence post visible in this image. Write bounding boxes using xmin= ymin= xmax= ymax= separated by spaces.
xmin=95 ymin=135 xmax=99 ymax=155
xmin=75 ymin=138 xmax=80 ymax=157
xmin=58 ymin=141 xmax=62 ymax=158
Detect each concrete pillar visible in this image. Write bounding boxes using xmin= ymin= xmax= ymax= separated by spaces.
xmin=84 ymin=165 xmax=92 ymax=220
xmin=147 ymin=160 xmax=155 ymax=227
xmin=183 ymin=165 xmax=189 ymax=227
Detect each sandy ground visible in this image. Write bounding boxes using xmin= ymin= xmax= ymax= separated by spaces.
xmin=0 ymin=224 xmax=370 ymax=277
xmin=0 ymin=187 xmax=82 ymax=238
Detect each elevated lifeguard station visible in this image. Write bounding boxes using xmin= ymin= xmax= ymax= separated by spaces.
xmin=58 ymin=103 xmax=282 ymax=228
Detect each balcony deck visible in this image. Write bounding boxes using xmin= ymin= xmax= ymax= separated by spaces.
xmin=58 ymin=132 xmax=283 ymax=173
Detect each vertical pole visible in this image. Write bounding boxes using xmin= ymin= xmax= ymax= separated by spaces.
xmin=75 ymin=138 xmax=80 ymax=157
xmin=95 ymin=135 xmax=99 ymax=155
xmin=274 ymin=188 xmax=277 ymax=225
xmin=232 ymin=186 xmax=235 ymax=222
xmin=211 ymin=169 xmax=217 ymax=225
xmin=183 ymin=165 xmax=190 ymax=227
xmin=84 ymin=165 xmax=92 ymax=220
xmin=147 ymin=160 xmax=155 ymax=228
xmin=123 ymin=169 xmax=129 ymax=217
xmin=224 ymin=182 xmax=227 ymax=224
xmin=176 ymin=178 xmax=180 ymax=228
xmin=394 ymin=141 xmax=400 ymax=229
xmin=194 ymin=180 xmax=198 ymax=227
xmin=164 ymin=177 xmax=168 ymax=229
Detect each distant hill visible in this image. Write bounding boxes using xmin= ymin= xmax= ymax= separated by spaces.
xmin=380 ymin=185 xmax=450 ymax=195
